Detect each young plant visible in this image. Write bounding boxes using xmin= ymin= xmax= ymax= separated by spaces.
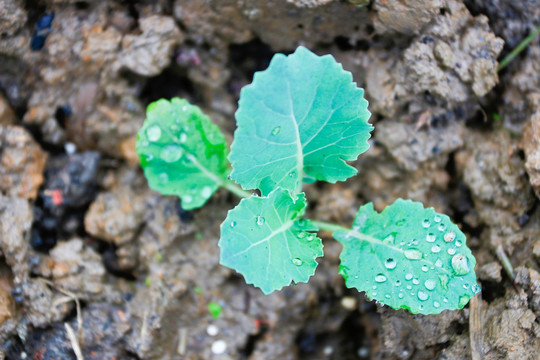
xmin=136 ymin=46 xmax=480 ymax=314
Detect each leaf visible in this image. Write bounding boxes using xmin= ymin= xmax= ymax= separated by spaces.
xmin=334 ymin=199 xmax=480 ymax=314
xmin=136 ymin=98 xmax=230 ymax=210
xmin=219 ymin=188 xmax=323 ymax=294
xmin=229 ymin=46 xmax=372 ymax=195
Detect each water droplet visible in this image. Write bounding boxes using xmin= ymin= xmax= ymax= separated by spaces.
xmin=161 ymin=144 xmax=183 ymax=162
xmin=412 ymin=278 xmax=419 ymax=285
xmin=230 ymin=221 xmax=236 ymax=227
xmin=422 ymin=219 xmax=430 ymax=228
xmin=147 ymin=125 xmax=162 ymax=141
xmin=372 ymin=291 xmax=377 ymax=296
xmin=159 ymin=173 xmax=168 ymax=182
xmin=179 ymin=133 xmax=187 ymax=143
xmin=455 ymin=241 xmax=462 ymax=247
xmin=182 ymin=105 xmax=188 ymax=111
xmin=396 ymin=219 xmax=406 ymax=226
xmin=458 ymin=295 xmax=470 ymax=307
xmin=431 ymin=245 xmax=441 ymax=253
xmin=385 ymin=294 xmax=391 ymax=299
xmin=383 ymin=234 xmax=395 ymax=244
xmin=419 ymin=305 xmax=424 ymax=311
xmin=395 ymin=280 xmax=401 ymax=286
xmin=433 ymin=301 xmax=440 ymax=308
xmin=292 ymin=258 xmax=303 ymax=266
xmin=472 ymin=284 xmax=481 ymax=293
xmin=372 ymin=285 xmax=377 ymax=290
xmin=405 ymin=273 xmax=413 ymax=280
xmin=426 ymin=233 xmax=436 ymax=242
xmin=146 ymin=154 xmax=154 ymax=161
xmin=271 ymin=126 xmax=281 ymax=135
xmin=424 ymin=279 xmax=436 ymax=290
xmin=434 ymin=215 xmax=441 ymax=223
xmin=404 ymin=249 xmax=422 ymax=260
xmin=375 ymin=274 xmax=387 ymax=283
xmin=447 ymin=248 xmax=456 ymax=255
xmin=202 ymin=186 xmax=212 ymax=198
xmin=306 ymin=234 xmax=315 ymax=241
xmin=398 ymin=292 xmax=404 ymax=298
xmin=296 ymin=231 xmax=306 ymax=239
xmin=288 ymin=171 xmax=296 ymax=178
xmin=417 ymin=291 xmax=428 ymax=301
xmin=444 ymin=231 xmax=455 ymax=242
xmin=385 ymin=258 xmax=397 ymax=270
xmin=183 ymin=195 xmax=193 ymax=203
xmin=435 ymin=259 xmax=443 ymax=267
xmin=406 ymin=285 xmax=412 ymax=290
xmin=451 ymin=254 xmax=470 ymax=275
xmin=421 ymin=265 xmax=428 ymax=272
xmin=140 ymin=140 xmax=149 ymax=147
xmin=256 ymin=216 xmax=265 ymax=226
xmin=463 ymin=284 xmax=470 ymax=289
xmin=438 ymin=223 xmax=447 ymax=231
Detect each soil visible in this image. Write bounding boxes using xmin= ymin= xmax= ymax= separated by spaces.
xmin=0 ymin=0 xmax=539 ymax=359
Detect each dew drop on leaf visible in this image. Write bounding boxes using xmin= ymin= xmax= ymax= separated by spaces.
xmin=421 ymin=265 xmax=428 ymax=272
xmin=147 ymin=125 xmax=162 ymax=141
xmin=404 ymin=249 xmax=422 ymax=260
xmin=292 ymin=258 xmax=303 ymax=266
xmin=398 ymin=292 xmax=404 ymax=299
xmin=438 ymin=223 xmax=447 ymax=231
xmin=472 ymin=284 xmax=481 ymax=293
xmin=431 ymin=245 xmax=441 ymax=253
xmin=375 ymin=274 xmax=387 ymax=283
xmin=451 ymin=254 xmax=470 ymax=275
xmin=179 ymin=133 xmax=187 ymax=143
xmin=306 ymin=234 xmax=314 ymax=241
xmin=434 ymin=215 xmax=441 ymax=223
xmin=447 ymin=248 xmax=456 ymax=255
xmin=230 ymin=221 xmax=236 ymax=228
xmin=146 ymin=154 xmax=154 ymax=161
xmin=422 ymin=219 xmax=430 ymax=228
xmin=439 ymin=274 xmax=449 ymax=290
xmin=161 ymin=144 xmax=183 ymax=163
xmin=202 ymin=186 xmax=212 ymax=198
xmin=417 ymin=291 xmax=429 ymax=301
xmin=384 ymin=258 xmax=397 ymax=269
xmin=405 ymin=273 xmax=413 ymax=280
xmin=433 ymin=301 xmax=440 ymax=308
xmin=159 ymin=173 xmax=168 ymax=182
xmin=458 ymin=295 xmax=470 ymax=307
xmin=412 ymin=278 xmax=420 ymax=285
xmin=383 ymin=234 xmax=394 ymax=244
xmin=424 ymin=279 xmax=436 ymax=290
xmin=184 ymin=195 xmax=193 ymax=203
xmin=435 ymin=259 xmax=443 ymax=267
xmin=395 ymin=280 xmax=401 ymax=286
xmin=271 ymin=126 xmax=281 ymax=135
xmin=444 ymin=231 xmax=455 ymax=242
xmin=296 ymin=231 xmax=306 ymax=239
xmin=256 ymin=216 xmax=265 ymax=226
xmin=426 ymin=233 xmax=436 ymax=242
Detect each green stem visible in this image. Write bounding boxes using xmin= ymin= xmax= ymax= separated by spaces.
xmin=498 ymin=24 xmax=540 ymax=71
xmin=311 ymin=220 xmax=349 ymax=233
xmin=221 ymin=180 xmax=251 ymax=199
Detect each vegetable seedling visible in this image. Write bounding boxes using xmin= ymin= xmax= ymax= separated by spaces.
xmin=136 ymin=46 xmax=480 ymax=314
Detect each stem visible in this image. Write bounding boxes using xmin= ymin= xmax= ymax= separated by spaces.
xmin=498 ymin=24 xmax=540 ymax=71
xmin=311 ymin=220 xmax=349 ymax=233
xmin=221 ymin=180 xmax=251 ymax=198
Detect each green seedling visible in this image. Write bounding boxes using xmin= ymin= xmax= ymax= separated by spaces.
xmin=136 ymin=46 xmax=480 ymax=314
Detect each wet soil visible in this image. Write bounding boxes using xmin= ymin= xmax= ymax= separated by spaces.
xmin=0 ymin=0 xmax=539 ymax=359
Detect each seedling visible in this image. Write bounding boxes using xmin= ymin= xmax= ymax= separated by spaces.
xmin=136 ymin=46 xmax=480 ymax=314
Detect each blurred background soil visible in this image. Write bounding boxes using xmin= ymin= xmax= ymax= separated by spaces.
xmin=0 ymin=0 xmax=539 ymax=359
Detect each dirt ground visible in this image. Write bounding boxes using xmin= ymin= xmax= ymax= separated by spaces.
xmin=0 ymin=0 xmax=539 ymax=359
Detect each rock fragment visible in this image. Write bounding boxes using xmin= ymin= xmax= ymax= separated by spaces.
xmin=0 ymin=126 xmax=47 ymax=200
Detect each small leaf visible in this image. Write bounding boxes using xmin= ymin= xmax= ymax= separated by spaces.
xmin=230 ymin=46 xmax=372 ymax=195
xmin=219 ymin=188 xmax=323 ymax=294
xmin=334 ymin=199 xmax=479 ymax=314
xmin=136 ymin=98 xmax=230 ymax=210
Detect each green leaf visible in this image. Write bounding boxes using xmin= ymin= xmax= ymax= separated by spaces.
xmin=136 ymin=98 xmax=230 ymax=210
xmin=229 ymin=46 xmax=372 ymax=195
xmin=334 ymin=199 xmax=480 ymax=314
xmin=219 ymin=188 xmax=323 ymax=294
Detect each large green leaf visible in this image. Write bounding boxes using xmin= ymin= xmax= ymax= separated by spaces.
xmin=229 ymin=46 xmax=372 ymax=195
xmin=219 ymin=188 xmax=323 ymax=294
xmin=334 ymin=199 xmax=480 ymax=314
xmin=136 ymin=98 xmax=229 ymax=210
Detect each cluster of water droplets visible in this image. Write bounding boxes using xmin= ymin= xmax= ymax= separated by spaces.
xmin=365 ymin=212 xmax=479 ymax=312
